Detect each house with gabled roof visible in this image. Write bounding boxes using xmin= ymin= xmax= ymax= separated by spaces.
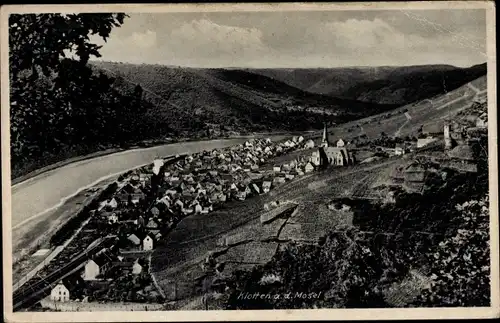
xmin=84 ymin=251 xmax=113 ymax=281
xmin=146 ymin=218 xmax=159 ymax=229
xmin=107 ymin=212 xmax=119 ymax=224
xmin=50 ymin=275 xmax=85 ymax=302
xmin=251 ymin=183 xmax=261 ymax=194
xmin=50 ymin=280 xmax=71 ymax=302
xmin=143 ymin=234 xmax=155 ymax=251
xmin=262 ymin=181 xmax=272 ymax=193
xmin=132 ymin=259 xmax=143 ymax=275
xmin=127 ymin=233 xmax=141 ymax=247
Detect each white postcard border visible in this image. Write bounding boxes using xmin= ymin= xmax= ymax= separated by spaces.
xmin=1 ymin=2 xmax=498 ymax=322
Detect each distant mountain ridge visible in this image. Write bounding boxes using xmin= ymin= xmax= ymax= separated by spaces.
xmin=245 ymin=63 xmax=487 ymax=105
xmin=89 ymin=61 xmax=399 ymax=134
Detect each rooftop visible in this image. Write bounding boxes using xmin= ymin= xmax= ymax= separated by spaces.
xmin=447 ymin=144 xmax=475 ymax=161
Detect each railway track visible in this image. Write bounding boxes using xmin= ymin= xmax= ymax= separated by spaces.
xmin=13 ymin=237 xmax=114 ymax=311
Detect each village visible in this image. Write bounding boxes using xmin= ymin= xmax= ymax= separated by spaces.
xmin=31 ymin=98 xmax=487 ymax=309
xmin=40 ymin=134 xmax=339 ymax=307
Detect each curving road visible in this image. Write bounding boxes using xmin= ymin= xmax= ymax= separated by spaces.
xmin=11 ymin=138 xmax=287 ymax=229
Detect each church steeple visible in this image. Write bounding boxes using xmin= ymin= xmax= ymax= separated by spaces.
xmin=321 ymin=122 xmax=329 ymax=148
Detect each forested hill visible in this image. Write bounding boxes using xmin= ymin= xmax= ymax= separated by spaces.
xmin=9 ymin=14 xmax=486 ymax=181
xmin=10 ymin=56 xmax=395 ymax=180
xmin=338 ymin=63 xmax=487 ymax=105
xmin=89 ymin=61 xmax=398 ymax=130
xmin=246 ymin=63 xmax=487 ymax=105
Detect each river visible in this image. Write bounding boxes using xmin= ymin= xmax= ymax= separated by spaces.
xmin=10 ymin=138 xmax=289 ymax=229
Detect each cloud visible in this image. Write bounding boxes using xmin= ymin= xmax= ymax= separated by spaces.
xmin=305 ymin=17 xmax=485 ymax=66
xmin=168 ymin=19 xmax=273 ymax=60
xmin=91 ymin=29 xmax=158 ymax=64
xmin=130 ymin=30 xmax=157 ymax=49
xmin=91 ymin=11 xmax=487 ymax=68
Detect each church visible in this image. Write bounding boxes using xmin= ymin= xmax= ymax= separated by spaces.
xmin=318 ymin=124 xmax=355 ymax=167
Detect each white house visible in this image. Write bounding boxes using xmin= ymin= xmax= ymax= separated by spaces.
xmin=84 ymin=259 xmax=102 ymax=281
xmin=336 ymin=139 xmax=345 ymax=147
xmin=107 ymin=213 xmax=119 ymax=224
xmin=152 ymin=158 xmax=165 ymax=175
xmin=304 ymin=139 xmax=315 ymax=149
xmin=143 ymin=235 xmax=154 ymax=251
xmin=109 ymin=198 xmax=118 ymax=209
xmin=128 ymin=234 xmax=141 ymax=246
xmin=476 ymin=118 xmax=487 ymax=128
xmin=98 ymin=197 xmax=117 ymax=211
xmin=50 ymin=281 xmax=70 ymax=302
xmin=298 ymin=136 xmax=304 ymax=143
xmin=132 ymin=260 xmax=143 ymax=275
xmin=310 ymin=151 xmax=321 ymax=166
xmin=146 ymin=219 xmax=158 ymax=229
xmin=273 ymin=165 xmax=281 ymax=172
xmin=194 ymin=204 xmax=203 ymax=214
xmin=417 ymin=137 xmax=438 ymax=148
xmin=305 ymin=162 xmax=315 ymax=173
xmin=262 ymin=181 xmax=272 ymax=193
xmin=395 ymin=145 xmax=405 ymax=156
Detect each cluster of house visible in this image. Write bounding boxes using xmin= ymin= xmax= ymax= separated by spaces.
xmin=417 ymin=110 xmax=487 ymax=149
xmin=389 ymin=111 xmax=486 ymax=194
xmin=92 ymin=136 xmax=317 ymax=252
xmin=50 ymin=250 xmax=148 ymax=303
xmin=389 ymin=162 xmax=428 ymax=194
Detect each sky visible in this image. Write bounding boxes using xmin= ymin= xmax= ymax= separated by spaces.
xmin=89 ymin=9 xmax=487 ymax=68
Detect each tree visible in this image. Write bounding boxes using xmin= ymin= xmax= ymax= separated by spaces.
xmin=9 ymin=13 xmax=129 ymax=177
xmin=412 ymin=194 xmax=490 ymax=307
xmin=9 ymin=13 xmax=127 ymax=80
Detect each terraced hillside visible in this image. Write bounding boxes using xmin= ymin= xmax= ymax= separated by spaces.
xmin=151 ymin=156 xmax=404 ymax=305
xmin=316 ymin=75 xmax=487 ymax=144
xmin=150 ymin=74 xmax=487 ymax=307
